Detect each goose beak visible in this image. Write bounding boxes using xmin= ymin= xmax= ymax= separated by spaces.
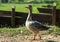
xmin=25 ymin=5 xmax=29 ymax=8
xmin=25 ymin=7 xmax=29 ymax=8
xmin=25 ymin=5 xmax=32 ymax=9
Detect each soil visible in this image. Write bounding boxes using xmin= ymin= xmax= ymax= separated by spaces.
xmin=0 ymin=33 xmax=60 ymax=42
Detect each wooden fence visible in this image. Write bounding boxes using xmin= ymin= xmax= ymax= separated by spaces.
xmin=0 ymin=10 xmax=52 ymax=27
xmin=0 ymin=4 xmax=60 ymax=27
xmin=37 ymin=4 xmax=60 ymax=26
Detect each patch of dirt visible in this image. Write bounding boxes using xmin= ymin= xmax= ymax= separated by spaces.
xmin=0 ymin=33 xmax=60 ymax=42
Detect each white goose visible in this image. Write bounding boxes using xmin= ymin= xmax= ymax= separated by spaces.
xmin=25 ymin=5 xmax=50 ymax=40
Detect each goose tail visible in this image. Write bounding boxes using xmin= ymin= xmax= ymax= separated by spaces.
xmin=40 ymin=25 xmax=50 ymax=30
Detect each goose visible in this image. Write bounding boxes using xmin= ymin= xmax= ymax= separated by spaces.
xmin=25 ymin=5 xmax=50 ymax=40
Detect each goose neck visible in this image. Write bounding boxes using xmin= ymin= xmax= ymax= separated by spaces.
xmin=26 ymin=8 xmax=32 ymax=21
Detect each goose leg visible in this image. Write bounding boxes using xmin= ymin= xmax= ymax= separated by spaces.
xmin=33 ymin=34 xmax=37 ymax=40
xmin=32 ymin=33 xmax=37 ymax=40
xmin=37 ymin=33 xmax=41 ymax=40
xmin=33 ymin=33 xmax=41 ymax=40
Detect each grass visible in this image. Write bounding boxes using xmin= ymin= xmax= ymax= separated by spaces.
xmin=0 ymin=26 xmax=60 ymax=37
xmin=51 ymin=26 xmax=60 ymax=35
xmin=0 ymin=3 xmax=47 ymax=13
xmin=0 ymin=26 xmax=31 ymax=37
xmin=0 ymin=3 xmax=60 ymax=13
xmin=48 ymin=26 xmax=60 ymax=35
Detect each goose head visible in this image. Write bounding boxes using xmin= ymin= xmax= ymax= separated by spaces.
xmin=25 ymin=5 xmax=32 ymax=10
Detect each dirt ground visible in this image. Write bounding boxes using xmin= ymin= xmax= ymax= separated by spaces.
xmin=0 ymin=33 xmax=60 ymax=42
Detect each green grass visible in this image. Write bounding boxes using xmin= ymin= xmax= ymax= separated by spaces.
xmin=0 ymin=26 xmax=60 ymax=37
xmin=0 ymin=3 xmax=60 ymax=13
xmin=52 ymin=26 xmax=60 ymax=35
xmin=0 ymin=26 xmax=31 ymax=37
xmin=0 ymin=3 xmax=47 ymax=13
xmin=48 ymin=26 xmax=60 ymax=35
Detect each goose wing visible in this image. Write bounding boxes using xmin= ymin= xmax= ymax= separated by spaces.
xmin=30 ymin=21 xmax=50 ymax=30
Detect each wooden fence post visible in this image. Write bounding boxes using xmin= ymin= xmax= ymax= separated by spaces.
xmin=52 ymin=3 xmax=56 ymax=25
xmin=11 ymin=6 xmax=15 ymax=27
